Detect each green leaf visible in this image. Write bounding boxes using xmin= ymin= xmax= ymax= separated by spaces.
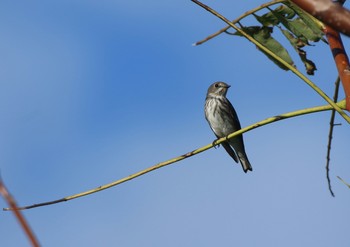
xmin=266 ymin=7 xmax=306 ymax=43
xmin=253 ymin=13 xmax=279 ymax=26
xmin=280 ymin=27 xmax=317 ymax=75
xmin=267 ymin=5 xmax=325 ymax=43
xmin=289 ymin=18 xmax=322 ymax=42
xmin=284 ymin=1 xmax=327 ymax=43
xmin=279 ymin=27 xmax=306 ymax=48
xmin=254 ymin=4 xmax=296 ymax=26
xmin=235 ymin=26 xmax=294 ymax=70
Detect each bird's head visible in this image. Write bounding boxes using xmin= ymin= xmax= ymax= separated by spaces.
xmin=207 ymin=81 xmax=231 ymax=97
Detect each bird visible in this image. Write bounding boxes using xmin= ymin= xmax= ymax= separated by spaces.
xmin=204 ymin=81 xmax=252 ymax=173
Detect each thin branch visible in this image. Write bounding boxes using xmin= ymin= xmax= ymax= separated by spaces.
xmin=290 ymin=0 xmax=350 ymax=37
xmin=323 ymin=24 xmax=350 ymax=111
xmin=0 ymin=179 xmax=40 ymax=246
xmin=3 ymin=100 xmax=346 ymax=211
xmin=191 ymin=0 xmax=350 ymax=123
xmin=194 ymin=0 xmax=285 ymax=46
xmin=325 ymin=77 xmax=341 ymax=197
xmin=337 ymin=176 xmax=350 ymax=188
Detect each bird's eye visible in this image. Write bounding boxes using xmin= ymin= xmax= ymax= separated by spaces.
xmin=214 ymin=83 xmax=219 ymax=88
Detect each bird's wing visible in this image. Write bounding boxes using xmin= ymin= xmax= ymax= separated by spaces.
xmin=221 ymin=141 xmax=239 ymax=163
xmin=224 ymin=99 xmax=242 ymax=129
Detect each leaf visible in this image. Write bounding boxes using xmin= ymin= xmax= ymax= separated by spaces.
xmin=227 ymin=2 xmax=325 ymax=74
xmin=299 ymin=49 xmax=317 ymax=75
xmin=280 ymin=27 xmax=317 ymax=75
xmin=289 ymin=18 xmax=323 ymax=42
xmin=253 ymin=13 xmax=279 ymax=26
xmin=279 ymin=27 xmax=306 ymax=48
xmin=254 ymin=4 xmax=296 ymax=26
xmin=235 ymin=26 xmax=294 ymax=70
xmin=266 ymin=7 xmax=305 ymax=43
xmin=284 ymin=1 xmax=327 ymax=43
xmin=267 ymin=5 xmax=325 ymax=43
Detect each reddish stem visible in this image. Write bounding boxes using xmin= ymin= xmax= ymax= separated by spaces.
xmin=324 ymin=25 xmax=350 ymax=111
xmin=0 ymin=180 xmax=40 ymax=247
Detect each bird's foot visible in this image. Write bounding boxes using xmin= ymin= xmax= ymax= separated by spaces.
xmin=212 ymin=140 xmax=220 ymax=149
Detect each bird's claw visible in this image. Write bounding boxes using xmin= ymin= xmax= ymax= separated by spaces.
xmin=212 ymin=140 xmax=220 ymax=149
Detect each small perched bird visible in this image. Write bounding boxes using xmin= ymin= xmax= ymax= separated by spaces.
xmin=204 ymin=81 xmax=252 ymax=173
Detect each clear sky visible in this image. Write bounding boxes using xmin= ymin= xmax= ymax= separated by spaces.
xmin=1 ymin=1 xmax=349 ymax=246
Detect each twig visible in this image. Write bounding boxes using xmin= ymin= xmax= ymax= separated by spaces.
xmin=325 ymin=77 xmax=341 ymax=197
xmin=191 ymin=0 xmax=350 ymax=123
xmin=337 ymin=176 xmax=350 ymax=188
xmin=0 ymin=179 xmax=40 ymax=246
xmin=3 ymin=100 xmax=346 ymax=211
xmin=194 ymin=0 xmax=285 ymax=46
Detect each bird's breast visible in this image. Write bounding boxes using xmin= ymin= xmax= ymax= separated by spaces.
xmin=205 ymin=98 xmax=236 ymax=137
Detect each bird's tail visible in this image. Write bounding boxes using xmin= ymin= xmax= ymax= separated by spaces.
xmin=237 ymin=152 xmax=253 ymax=173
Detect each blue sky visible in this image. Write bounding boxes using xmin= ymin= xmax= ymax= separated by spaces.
xmin=1 ymin=1 xmax=349 ymax=246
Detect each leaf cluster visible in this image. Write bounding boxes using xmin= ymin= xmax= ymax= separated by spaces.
xmin=233 ymin=1 xmax=326 ymax=75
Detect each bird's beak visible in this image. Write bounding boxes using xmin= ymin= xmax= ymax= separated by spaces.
xmin=225 ymin=85 xmax=231 ymax=88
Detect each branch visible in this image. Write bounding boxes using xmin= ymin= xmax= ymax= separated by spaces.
xmin=0 ymin=179 xmax=40 ymax=246
xmin=337 ymin=176 xmax=350 ymax=188
xmin=290 ymin=0 xmax=350 ymax=37
xmin=325 ymin=77 xmax=341 ymax=197
xmin=191 ymin=0 xmax=350 ymax=123
xmin=3 ymin=100 xmax=346 ymax=211
xmin=194 ymin=0 xmax=285 ymax=46
xmin=323 ymin=24 xmax=350 ymax=111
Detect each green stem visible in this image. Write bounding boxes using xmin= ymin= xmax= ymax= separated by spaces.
xmin=3 ymin=100 xmax=346 ymax=211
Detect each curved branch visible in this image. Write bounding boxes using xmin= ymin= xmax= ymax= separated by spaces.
xmin=3 ymin=100 xmax=346 ymax=211
xmin=325 ymin=77 xmax=341 ymax=197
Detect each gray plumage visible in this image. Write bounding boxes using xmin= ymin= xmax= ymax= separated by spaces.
xmin=205 ymin=81 xmax=252 ymax=173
